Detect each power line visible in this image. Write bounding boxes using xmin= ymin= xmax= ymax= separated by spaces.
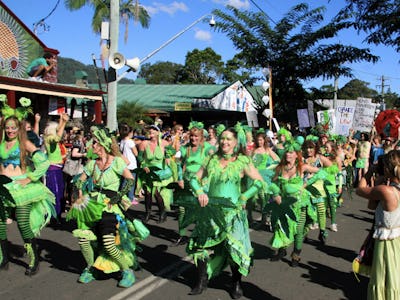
xmin=33 ymin=0 xmax=60 ymax=35
xmin=248 ymin=0 xmax=278 ymax=25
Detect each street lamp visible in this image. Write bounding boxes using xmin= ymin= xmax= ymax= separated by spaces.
xmin=115 ymin=14 xmax=215 ymax=82
xmin=106 ymin=10 xmax=215 ymax=131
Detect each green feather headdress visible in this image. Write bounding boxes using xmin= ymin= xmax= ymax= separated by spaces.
xmin=92 ymin=126 xmax=113 ymax=152
xmin=188 ymin=121 xmax=204 ymax=130
xmin=306 ymin=134 xmax=319 ymax=142
xmin=277 ymin=128 xmax=292 ymax=141
xmin=283 ymin=139 xmax=302 ymax=152
xmin=215 ymin=124 xmax=226 ymax=137
xmin=0 ymin=95 xmax=33 ymax=121
xmin=256 ymin=128 xmax=265 ymax=134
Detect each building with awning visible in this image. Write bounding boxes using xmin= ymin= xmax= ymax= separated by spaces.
xmin=0 ymin=2 xmax=104 ymax=128
xmin=112 ymin=80 xmax=264 ymax=127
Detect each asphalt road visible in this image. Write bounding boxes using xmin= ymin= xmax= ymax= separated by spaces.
xmin=0 ymin=190 xmax=371 ymax=300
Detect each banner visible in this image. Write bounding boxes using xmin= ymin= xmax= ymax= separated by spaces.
xmin=297 ymin=108 xmax=310 ymax=128
xmin=352 ymin=98 xmax=376 ymax=133
xmin=335 ymin=105 xmax=355 ymax=136
xmin=317 ymin=109 xmax=336 ymax=133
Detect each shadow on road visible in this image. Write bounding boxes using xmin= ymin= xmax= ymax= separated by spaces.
xmin=302 ymin=261 xmax=368 ymax=299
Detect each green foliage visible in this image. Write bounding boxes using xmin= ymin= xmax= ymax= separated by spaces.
xmin=338 ymin=0 xmax=400 ymax=52
xmin=338 ymin=79 xmax=378 ymax=99
xmin=64 ymin=0 xmax=150 ymax=43
xmin=56 ymin=57 xmax=134 ymax=85
xmin=138 ymin=61 xmax=184 ymax=84
xmin=212 ymin=3 xmax=378 ymax=120
xmin=181 ymin=47 xmax=224 ymax=84
xmin=117 ymin=100 xmax=152 ymax=128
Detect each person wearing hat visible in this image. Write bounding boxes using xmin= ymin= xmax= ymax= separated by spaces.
xmin=67 ymin=126 xmax=147 ymax=288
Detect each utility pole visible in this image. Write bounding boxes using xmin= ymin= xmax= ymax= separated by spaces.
xmin=107 ymin=0 xmax=119 ymax=132
xmin=376 ymin=75 xmax=389 ymax=111
xmin=333 ymin=75 xmax=339 ymax=110
xmin=268 ymin=66 xmax=273 ymax=130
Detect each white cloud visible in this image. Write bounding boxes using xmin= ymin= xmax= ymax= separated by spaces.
xmin=212 ymin=0 xmax=250 ymax=10
xmin=226 ymin=0 xmax=250 ymax=9
xmin=144 ymin=2 xmax=189 ymax=16
xmin=194 ymin=29 xmax=212 ymax=42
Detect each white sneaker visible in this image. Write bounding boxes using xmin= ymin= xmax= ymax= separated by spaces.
xmin=29 ymin=76 xmax=43 ymax=82
xmin=309 ymin=223 xmax=319 ymax=230
xmin=330 ymin=223 xmax=338 ymax=232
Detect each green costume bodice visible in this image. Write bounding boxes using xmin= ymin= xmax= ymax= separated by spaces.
xmin=275 ymin=145 xmax=286 ymax=159
xmin=85 ymin=156 xmax=127 ymax=193
xmin=45 ymin=141 xmax=63 ymax=164
xmin=181 ymin=142 xmax=214 ymax=180
xmin=206 ymin=154 xmax=251 ymax=206
xmin=278 ymin=174 xmax=303 ymax=196
xmin=0 ymin=140 xmax=20 ymax=168
xmin=143 ymin=143 xmax=164 ymax=169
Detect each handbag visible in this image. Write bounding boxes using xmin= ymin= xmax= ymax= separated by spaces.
xmin=63 ymin=153 xmax=84 ymax=176
xmin=352 ymin=223 xmax=375 ymax=278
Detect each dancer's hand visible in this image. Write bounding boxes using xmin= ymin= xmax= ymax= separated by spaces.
xmin=15 ymin=177 xmax=31 ymax=186
xmin=198 ymin=193 xmax=209 ymax=207
xmin=274 ymin=195 xmax=282 ymax=205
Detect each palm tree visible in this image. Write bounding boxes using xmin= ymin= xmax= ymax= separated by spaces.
xmin=64 ymin=0 xmax=150 ymax=43
xmin=117 ymin=100 xmax=152 ymax=128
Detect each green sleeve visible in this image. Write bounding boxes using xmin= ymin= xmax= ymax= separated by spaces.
xmin=240 ymin=179 xmax=263 ymax=202
xmin=26 ymin=151 xmax=50 ymax=182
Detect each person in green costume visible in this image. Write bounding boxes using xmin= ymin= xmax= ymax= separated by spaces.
xmin=173 ymin=121 xmax=215 ymax=246
xmin=275 ymin=128 xmax=292 ymax=159
xmin=181 ymin=124 xmax=266 ymax=299
xmin=270 ymin=138 xmax=325 ymax=267
xmin=67 ymin=126 xmax=148 ymax=288
xmin=0 ymin=96 xmax=55 ymax=276
xmin=248 ymin=130 xmax=280 ymax=229
xmin=302 ymin=139 xmax=332 ymax=244
xmin=324 ymin=141 xmax=343 ymax=232
xmin=137 ymin=125 xmax=174 ymax=223
xmin=43 ymin=113 xmax=69 ymax=223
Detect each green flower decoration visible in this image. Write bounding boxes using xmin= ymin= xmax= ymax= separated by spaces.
xmin=215 ymin=124 xmax=226 ymax=137
xmin=92 ymin=126 xmax=113 ymax=152
xmin=19 ymin=97 xmax=31 ymax=107
xmin=0 ymin=94 xmax=7 ymax=102
xmin=283 ymin=139 xmax=302 ymax=152
xmin=188 ymin=121 xmax=204 ymax=130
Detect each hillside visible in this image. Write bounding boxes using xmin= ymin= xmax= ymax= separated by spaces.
xmin=57 ymin=56 xmax=134 ymax=85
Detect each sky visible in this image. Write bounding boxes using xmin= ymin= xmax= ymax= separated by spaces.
xmin=3 ymin=0 xmax=400 ymax=94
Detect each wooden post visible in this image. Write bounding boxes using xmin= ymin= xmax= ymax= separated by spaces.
xmin=268 ymin=66 xmax=273 ymax=130
xmin=7 ymin=90 xmax=16 ymax=108
xmin=94 ymin=100 xmax=102 ymax=124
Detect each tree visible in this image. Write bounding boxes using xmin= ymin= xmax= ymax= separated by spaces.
xmin=181 ymin=47 xmax=225 ymax=84
xmin=117 ymin=100 xmax=152 ymax=128
xmin=212 ymin=3 xmax=378 ymax=120
xmin=338 ymin=79 xmax=378 ymax=99
xmin=337 ymin=0 xmax=400 ymax=52
xmin=223 ymin=56 xmax=253 ymax=85
xmin=138 ymin=61 xmax=184 ymax=84
xmin=307 ymin=85 xmax=335 ymax=101
xmin=65 ymin=0 xmax=150 ymax=43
